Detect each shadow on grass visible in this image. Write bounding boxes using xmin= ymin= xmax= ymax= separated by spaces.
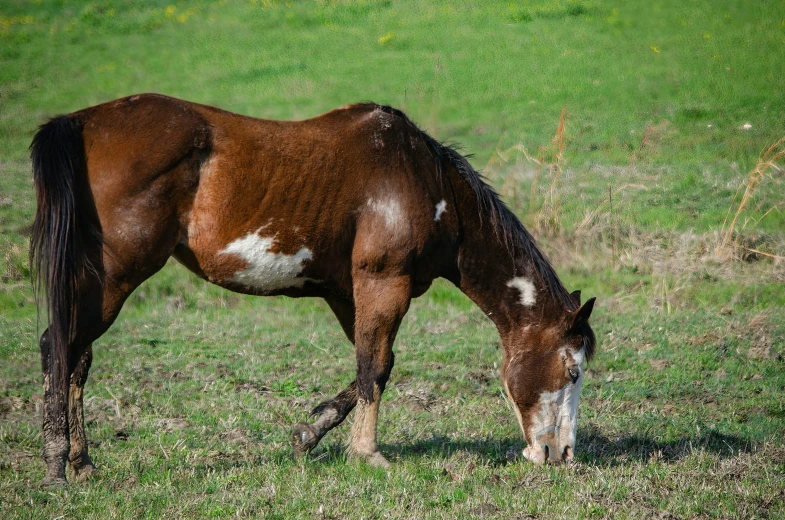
xmin=249 ymin=423 xmax=757 ymax=468
xmin=364 ymin=424 xmax=755 ymax=467
xmin=577 ymin=422 xmax=755 ymax=466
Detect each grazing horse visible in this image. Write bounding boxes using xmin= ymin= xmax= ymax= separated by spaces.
xmin=30 ymin=94 xmax=596 ymax=485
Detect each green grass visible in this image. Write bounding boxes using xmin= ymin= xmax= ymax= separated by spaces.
xmin=1 ymin=0 xmax=784 ymax=518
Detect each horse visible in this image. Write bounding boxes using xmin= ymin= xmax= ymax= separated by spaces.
xmin=29 ymin=93 xmax=596 ymax=485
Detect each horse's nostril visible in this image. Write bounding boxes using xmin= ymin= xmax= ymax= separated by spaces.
xmin=543 ymin=445 xmax=550 ymax=461
xmin=563 ymin=446 xmax=573 ymax=461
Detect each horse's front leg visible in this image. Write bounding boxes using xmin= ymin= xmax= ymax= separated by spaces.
xmin=293 ymin=381 xmax=358 ymax=455
xmin=347 ymin=274 xmax=411 ymax=467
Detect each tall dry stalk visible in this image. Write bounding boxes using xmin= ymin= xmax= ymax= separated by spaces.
xmin=491 ymin=108 xmax=567 ymax=233
xmin=575 ymin=183 xmax=648 ymax=233
xmin=718 ymin=136 xmax=785 ymax=257
xmin=534 ymin=106 xmax=567 ymax=233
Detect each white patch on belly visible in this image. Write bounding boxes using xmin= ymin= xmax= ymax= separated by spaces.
xmin=221 ymin=231 xmax=313 ymax=291
xmin=367 ymin=197 xmax=403 ymax=228
xmin=507 ymin=277 xmax=537 ymax=306
xmin=434 ymin=200 xmax=447 ymax=221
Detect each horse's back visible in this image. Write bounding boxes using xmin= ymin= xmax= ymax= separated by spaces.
xmin=181 ymin=100 xmax=445 ymax=296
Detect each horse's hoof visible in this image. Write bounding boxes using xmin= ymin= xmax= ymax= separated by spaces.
xmin=73 ymin=462 xmax=98 ymax=482
xmin=292 ymin=422 xmax=318 ymax=456
xmin=365 ymin=451 xmax=390 ymax=468
xmin=348 ymin=449 xmax=390 ymax=469
xmin=39 ymin=475 xmax=67 ymax=488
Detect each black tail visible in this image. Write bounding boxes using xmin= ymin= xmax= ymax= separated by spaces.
xmin=29 ymin=115 xmax=102 ymax=428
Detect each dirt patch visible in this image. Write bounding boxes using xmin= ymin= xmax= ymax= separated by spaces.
xmin=649 ymin=359 xmax=670 ymax=370
xmin=220 ymin=427 xmax=250 ymax=445
xmin=400 ymin=386 xmax=439 ymax=413
xmin=153 ymin=418 xmax=188 ymax=432
xmin=744 ymin=311 xmax=782 ymax=360
xmin=468 ymin=503 xmax=499 ymax=517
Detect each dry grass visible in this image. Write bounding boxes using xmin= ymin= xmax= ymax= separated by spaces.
xmin=492 ymin=107 xmax=568 ymax=234
xmin=717 ymin=136 xmax=785 ymax=259
xmin=532 ymin=105 xmax=567 ymax=234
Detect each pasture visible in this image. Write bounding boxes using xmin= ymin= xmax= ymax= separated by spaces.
xmin=1 ymin=0 xmax=784 ymax=518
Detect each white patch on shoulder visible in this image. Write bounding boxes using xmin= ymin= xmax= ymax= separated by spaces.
xmin=507 ymin=277 xmax=537 ymax=307
xmin=367 ymin=197 xmax=403 ymax=228
xmin=434 ymin=200 xmax=447 ymax=221
xmin=221 ymin=231 xmax=313 ymax=291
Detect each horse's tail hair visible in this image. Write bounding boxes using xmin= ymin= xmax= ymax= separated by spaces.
xmin=30 ymin=114 xmax=102 ymax=430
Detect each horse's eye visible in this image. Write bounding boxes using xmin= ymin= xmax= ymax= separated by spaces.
xmin=568 ymin=367 xmax=580 ymax=384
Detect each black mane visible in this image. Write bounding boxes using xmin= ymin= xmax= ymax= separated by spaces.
xmin=368 ymin=103 xmax=577 ymax=313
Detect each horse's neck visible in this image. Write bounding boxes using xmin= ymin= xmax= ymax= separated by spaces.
xmin=448 ymin=179 xmax=563 ymax=339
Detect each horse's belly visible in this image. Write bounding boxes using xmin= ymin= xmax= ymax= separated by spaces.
xmin=175 ymin=229 xmax=323 ymax=296
xmin=218 ymin=231 xmax=317 ymax=292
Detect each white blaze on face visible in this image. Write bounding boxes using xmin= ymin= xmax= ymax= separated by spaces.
xmin=522 ymin=378 xmax=582 ymax=463
xmin=434 ymin=200 xmax=447 ymax=221
xmin=221 ymin=231 xmax=313 ymax=291
xmin=521 ymin=348 xmax=585 ymax=464
xmin=507 ymin=277 xmax=537 ymax=307
xmin=367 ymin=197 xmax=403 ymax=228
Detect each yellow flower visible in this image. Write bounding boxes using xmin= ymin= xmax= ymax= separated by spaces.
xmin=378 ymin=32 xmax=393 ymax=45
xmin=650 ymin=45 xmax=660 ymax=53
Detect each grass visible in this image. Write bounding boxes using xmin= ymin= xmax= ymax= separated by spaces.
xmin=1 ymin=0 xmax=784 ymax=518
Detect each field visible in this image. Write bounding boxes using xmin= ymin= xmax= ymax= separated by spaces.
xmin=1 ymin=0 xmax=784 ymax=518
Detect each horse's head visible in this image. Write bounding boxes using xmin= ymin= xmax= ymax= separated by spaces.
xmin=503 ymin=294 xmax=596 ymax=464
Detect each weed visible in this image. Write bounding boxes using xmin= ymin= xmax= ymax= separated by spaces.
xmin=717 ymin=136 xmax=785 ymax=259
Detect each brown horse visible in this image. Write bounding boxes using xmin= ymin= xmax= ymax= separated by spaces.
xmin=30 ymin=94 xmax=596 ymax=485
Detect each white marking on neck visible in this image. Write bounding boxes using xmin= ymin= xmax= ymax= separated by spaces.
xmin=434 ymin=200 xmax=447 ymax=221
xmin=507 ymin=277 xmax=537 ymax=306
xmin=221 ymin=231 xmax=313 ymax=290
xmin=367 ymin=197 xmax=402 ymax=228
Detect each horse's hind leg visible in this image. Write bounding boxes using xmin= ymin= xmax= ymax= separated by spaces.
xmin=293 ymin=297 xmax=358 ymax=455
xmin=39 ymin=279 xmax=121 ymax=485
xmin=68 ymin=344 xmax=95 ymax=480
xmin=39 ymin=278 xmax=103 ymax=486
xmin=39 ymin=328 xmax=70 ymax=486
xmin=40 ymin=234 xmax=179 ymax=485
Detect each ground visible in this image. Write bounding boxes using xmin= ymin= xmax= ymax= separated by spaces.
xmin=1 ymin=1 xmax=784 ymax=518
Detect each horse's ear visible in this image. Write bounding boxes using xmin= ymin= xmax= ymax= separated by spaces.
xmin=570 ymin=297 xmax=596 ymax=330
xmin=570 ymin=290 xmax=582 ymax=306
